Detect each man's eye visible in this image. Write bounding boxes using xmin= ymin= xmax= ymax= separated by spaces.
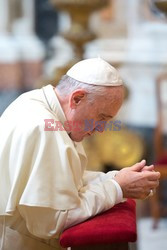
xmin=99 ymin=117 xmax=105 ymax=121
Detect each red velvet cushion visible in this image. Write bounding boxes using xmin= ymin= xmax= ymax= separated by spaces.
xmin=60 ymin=199 xmax=137 ymax=248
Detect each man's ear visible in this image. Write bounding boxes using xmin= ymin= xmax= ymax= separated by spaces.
xmin=69 ymin=89 xmax=87 ymax=108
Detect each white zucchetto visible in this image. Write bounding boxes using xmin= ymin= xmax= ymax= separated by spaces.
xmin=66 ymin=58 xmax=123 ymax=86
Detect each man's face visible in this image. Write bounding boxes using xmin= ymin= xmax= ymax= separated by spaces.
xmin=66 ymin=86 xmax=124 ymax=142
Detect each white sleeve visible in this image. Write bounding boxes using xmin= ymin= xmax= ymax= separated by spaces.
xmin=64 ymin=178 xmax=120 ymax=229
xmin=111 ymin=179 xmax=124 ymax=203
xmin=83 ymin=170 xmax=124 ymax=203
xmin=83 ymin=170 xmax=119 ymax=185
xmin=18 ymin=177 xmax=119 ymax=239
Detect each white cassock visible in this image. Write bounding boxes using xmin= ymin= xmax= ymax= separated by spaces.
xmin=0 ymin=85 xmax=124 ymax=250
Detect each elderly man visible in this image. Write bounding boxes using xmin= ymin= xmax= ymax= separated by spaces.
xmin=0 ymin=58 xmax=160 ymax=250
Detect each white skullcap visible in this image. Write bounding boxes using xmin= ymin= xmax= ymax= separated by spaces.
xmin=66 ymin=58 xmax=123 ymax=86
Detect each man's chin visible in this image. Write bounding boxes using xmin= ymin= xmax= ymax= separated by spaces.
xmin=69 ymin=133 xmax=84 ymax=142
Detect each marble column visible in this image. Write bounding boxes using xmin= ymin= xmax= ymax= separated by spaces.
xmin=13 ymin=0 xmax=45 ymax=89
xmin=0 ymin=0 xmax=22 ymax=90
xmin=0 ymin=0 xmax=9 ymax=33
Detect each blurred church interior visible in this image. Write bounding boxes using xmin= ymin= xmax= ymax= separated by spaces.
xmin=0 ymin=0 xmax=167 ymax=249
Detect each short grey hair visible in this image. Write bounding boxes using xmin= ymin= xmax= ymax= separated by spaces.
xmin=56 ymin=75 xmax=106 ymax=100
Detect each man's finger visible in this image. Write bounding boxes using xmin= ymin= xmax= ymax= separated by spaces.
xmin=131 ymin=159 xmax=146 ymax=171
xmin=145 ymin=171 xmax=161 ymax=181
xmin=148 ymin=180 xmax=159 ymax=189
xmin=142 ymin=165 xmax=154 ymax=172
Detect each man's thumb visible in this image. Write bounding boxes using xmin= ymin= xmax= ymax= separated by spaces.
xmin=131 ymin=159 xmax=146 ymax=171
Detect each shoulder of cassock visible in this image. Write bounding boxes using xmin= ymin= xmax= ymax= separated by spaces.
xmin=0 ymin=85 xmax=87 ymax=216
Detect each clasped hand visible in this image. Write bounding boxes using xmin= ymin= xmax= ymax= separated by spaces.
xmin=114 ymin=160 xmax=160 ymax=199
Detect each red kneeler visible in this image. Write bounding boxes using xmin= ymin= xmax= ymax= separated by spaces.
xmin=60 ymin=199 xmax=137 ymax=250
